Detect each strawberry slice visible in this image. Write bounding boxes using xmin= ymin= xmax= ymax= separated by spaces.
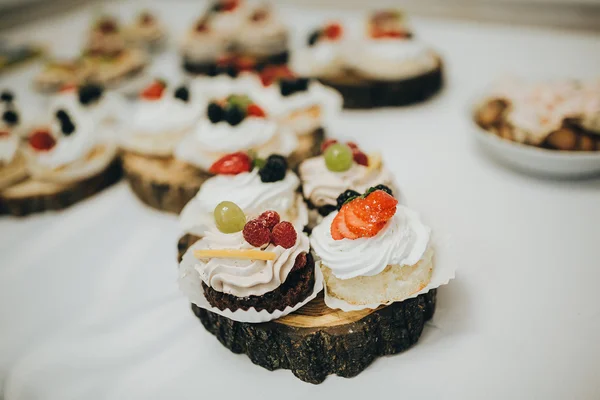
xmin=330 ymin=215 xmax=343 ymax=240
xmin=141 ymin=80 xmax=166 ymax=100
xmin=209 ymin=152 xmax=252 ymax=175
xmin=331 ymin=208 xmax=358 ymax=240
xmin=343 ymin=206 xmax=385 ymax=237
xmin=247 ymin=104 xmax=266 ymax=118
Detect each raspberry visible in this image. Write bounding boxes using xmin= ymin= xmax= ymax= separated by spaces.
xmin=353 ymin=150 xmax=368 ymax=166
xmin=271 ymin=221 xmax=297 ymax=249
xmin=29 ymin=130 xmax=56 ymax=151
xmin=243 ymin=219 xmax=271 ymax=247
xmin=346 ymin=141 xmax=358 ymax=150
xmin=247 ymin=104 xmax=266 ymax=118
xmin=209 ymin=152 xmax=252 ymax=175
xmin=324 ymin=23 xmax=342 ymax=40
xmin=320 ymin=138 xmax=338 ymax=153
xmin=257 ymin=210 xmax=280 ymax=230
xmin=292 ymin=252 xmax=307 ymax=272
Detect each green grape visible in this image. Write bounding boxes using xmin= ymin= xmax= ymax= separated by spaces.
xmin=324 ymin=143 xmax=353 ymax=172
xmin=227 ymin=94 xmax=253 ymax=109
xmin=214 ymin=201 xmax=246 ymax=233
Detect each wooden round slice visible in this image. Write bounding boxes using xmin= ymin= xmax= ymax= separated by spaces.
xmin=0 ymin=159 xmax=122 ymax=217
xmin=192 ymin=289 xmax=436 ymax=384
xmin=122 ymin=151 xmax=212 ymax=214
xmin=319 ymin=58 xmax=443 ymax=109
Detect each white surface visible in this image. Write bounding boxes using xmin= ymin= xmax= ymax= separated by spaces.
xmin=1 ymin=3 xmax=600 ymax=400
xmin=472 ymin=121 xmax=600 ymax=178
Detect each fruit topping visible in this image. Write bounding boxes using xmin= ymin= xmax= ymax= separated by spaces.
xmin=194 ymin=248 xmax=276 ymax=261
xmin=307 ymin=29 xmax=321 ymax=46
xmin=235 ymin=55 xmax=257 ymax=72
xmin=324 ymin=143 xmax=353 ymax=172
xmin=214 ymin=201 xmax=246 ymax=233
xmin=209 ymin=152 xmax=252 ymax=175
xmin=271 ymin=221 xmax=297 ymax=249
xmin=195 ymin=19 xmax=209 ymax=33
xmin=352 ymin=150 xmax=369 ymax=166
xmin=331 ymin=188 xmax=398 ymax=240
xmin=224 ymin=104 xmax=245 ymax=126
xmin=257 ymin=210 xmax=281 ymax=230
xmin=369 ymin=10 xmax=410 ymax=39
xmin=28 ymin=129 xmax=56 ymax=151
xmin=78 ymin=83 xmax=104 ymax=105
xmin=56 ymin=109 xmax=75 ymax=136
xmin=320 ymin=138 xmax=338 ymax=152
xmin=280 ymin=78 xmax=310 ymax=97
xmin=336 ymin=189 xmax=360 ymax=210
xmin=324 ymin=23 xmax=343 ymax=40
xmin=227 ymin=94 xmax=253 ymax=109
xmin=243 ymin=219 xmax=271 ymax=247
xmin=369 ymin=184 xmax=393 ymax=196
xmin=260 ymin=65 xmax=294 ymax=86
xmin=207 ymin=102 xmax=224 ymax=123
xmin=2 ymin=110 xmax=19 ymax=126
xmin=174 ymin=85 xmax=190 ymax=102
xmin=0 ymin=130 xmax=9 ymax=138
xmin=141 ymin=79 xmax=166 ymax=100
xmin=211 ymin=0 xmax=240 ymax=13
xmin=1 ymin=90 xmax=14 ymax=102
xmin=258 ymin=154 xmax=287 ymax=182
xmin=246 ymin=103 xmax=266 ymax=118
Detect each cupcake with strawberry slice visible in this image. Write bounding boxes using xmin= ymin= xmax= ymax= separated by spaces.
xmin=179 ymin=202 xmax=317 ymax=315
xmin=121 ymin=79 xmax=207 ymax=213
xmin=0 ymin=108 xmax=120 ymax=216
xmin=311 ymin=187 xmax=433 ymax=308
xmin=177 ymin=151 xmax=308 ymax=260
xmin=298 ymin=140 xmax=396 ymax=224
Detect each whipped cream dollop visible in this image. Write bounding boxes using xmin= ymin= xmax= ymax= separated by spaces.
xmin=311 ymin=205 xmax=430 ymax=280
xmin=0 ymin=133 xmax=19 ymax=165
xmin=275 ymin=81 xmax=342 ymax=136
xmin=121 ymin=92 xmax=201 ymax=156
xmin=299 ymin=155 xmax=397 ymax=208
xmin=50 ymin=89 xmax=127 ymax=128
xmin=180 ymin=168 xmax=308 ymax=235
xmin=292 ymin=41 xmax=347 ymax=79
xmin=182 ymin=227 xmax=310 ymax=298
xmin=175 ymin=118 xmax=298 ymax=171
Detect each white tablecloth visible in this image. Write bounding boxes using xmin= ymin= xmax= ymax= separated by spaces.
xmin=1 ymin=2 xmax=600 ymax=399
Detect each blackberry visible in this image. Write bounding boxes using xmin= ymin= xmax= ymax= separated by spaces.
xmin=307 ymin=30 xmax=321 ymax=46
xmin=363 ymin=184 xmax=393 ymax=198
xmin=207 ymin=64 xmax=219 ymax=77
xmin=174 ymin=86 xmax=190 ymax=102
xmin=1 ymin=90 xmax=14 ymax=102
xmin=259 ymin=154 xmax=288 ymax=182
xmin=280 ymin=78 xmax=310 ymax=97
xmin=224 ymin=105 xmax=245 ymax=126
xmin=78 ymin=84 xmax=103 ymax=106
xmin=296 ymin=77 xmax=310 ymax=92
xmin=336 ymin=189 xmax=360 ymax=210
xmin=207 ymin=102 xmax=224 ymax=123
xmin=61 ymin=120 xmax=76 ymax=136
xmin=2 ymin=110 xmax=18 ymax=126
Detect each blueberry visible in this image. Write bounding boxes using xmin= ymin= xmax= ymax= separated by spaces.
xmin=207 ymin=64 xmax=219 ymax=77
xmin=280 ymin=79 xmax=295 ymax=97
xmin=224 ymin=105 xmax=245 ymax=126
xmin=1 ymin=90 xmax=14 ymax=102
xmin=174 ymin=86 xmax=190 ymax=102
xmin=78 ymin=84 xmax=104 ymax=106
xmin=308 ymin=30 xmax=321 ymax=46
xmin=55 ymin=109 xmax=69 ymax=121
xmin=295 ymin=77 xmax=310 ymax=92
xmin=336 ymin=189 xmax=360 ymax=210
xmin=61 ymin=121 xmax=76 ymax=136
xmin=2 ymin=110 xmax=18 ymax=126
xmin=207 ymin=102 xmax=224 ymax=123
xmin=259 ymin=154 xmax=288 ymax=182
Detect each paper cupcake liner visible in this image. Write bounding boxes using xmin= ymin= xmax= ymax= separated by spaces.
xmin=178 ymin=255 xmax=324 ymax=324
xmin=322 ymin=245 xmax=456 ymax=312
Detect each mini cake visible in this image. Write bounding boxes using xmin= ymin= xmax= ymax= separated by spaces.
xmin=178 ymin=151 xmax=308 ymax=259
xmin=475 ymin=78 xmax=600 ymax=151
xmin=179 ymin=204 xmax=315 ymax=313
xmin=34 ymin=59 xmax=94 ymax=93
xmin=0 ymin=108 xmax=121 ymax=216
xmin=125 ymin=11 xmax=167 ymax=52
xmin=311 ymin=187 xmax=433 ymax=307
xmin=293 ymin=11 xmax=443 ymax=109
xmin=298 ymin=140 xmax=396 ymax=224
xmin=121 ymin=79 xmax=206 ymax=213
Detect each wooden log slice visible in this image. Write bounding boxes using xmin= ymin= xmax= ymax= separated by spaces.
xmin=0 ymin=159 xmax=122 ymax=217
xmin=122 ymin=151 xmax=212 ymax=214
xmin=192 ymin=289 xmax=436 ymax=384
xmin=319 ymin=57 xmax=443 ymax=109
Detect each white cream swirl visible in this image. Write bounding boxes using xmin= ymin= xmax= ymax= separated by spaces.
xmin=50 ymin=90 xmax=127 ymax=128
xmin=311 ymin=205 xmax=430 ymax=280
xmin=175 ymin=119 xmax=298 ymax=171
xmin=0 ymin=133 xmax=19 ymax=165
xmin=181 ymin=227 xmax=310 ymax=298
xmin=179 ymin=168 xmax=308 ymax=235
xmin=299 ymin=155 xmax=397 ymax=208
xmin=291 ymin=41 xmax=346 ymax=79
xmin=345 ymin=38 xmax=438 ymax=80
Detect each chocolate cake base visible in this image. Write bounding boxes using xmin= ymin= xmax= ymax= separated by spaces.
xmin=0 ymin=159 xmax=122 ymax=217
xmin=193 ymin=288 xmax=436 ymax=384
xmin=182 ymin=51 xmax=290 ymax=75
xmin=122 ymin=151 xmax=212 ymax=214
xmin=319 ymin=60 xmax=443 ymax=109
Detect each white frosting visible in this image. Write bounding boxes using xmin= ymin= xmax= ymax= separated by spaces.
xmin=175 ymin=118 xmax=298 ymax=171
xmin=299 ymin=155 xmax=397 ymax=208
xmin=292 ymin=41 xmax=346 ymax=79
xmin=311 ymin=205 xmax=430 ymax=280
xmin=275 ymin=81 xmax=342 ymax=136
xmin=180 ymin=168 xmax=307 ymax=235
xmin=50 ymin=90 xmax=127 ymax=128
xmin=0 ymin=133 xmax=19 ymax=165
xmin=184 ymin=227 xmax=310 ymax=298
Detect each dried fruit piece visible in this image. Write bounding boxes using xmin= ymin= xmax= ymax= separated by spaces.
xmin=243 ymin=219 xmax=271 ymax=247
xmin=271 ymin=221 xmax=297 ymax=249
xmin=209 ymin=152 xmax=252 ymax=175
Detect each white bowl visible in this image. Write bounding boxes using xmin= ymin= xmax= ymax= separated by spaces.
xmin=471 ymin=119 xmax=600 ymax=179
